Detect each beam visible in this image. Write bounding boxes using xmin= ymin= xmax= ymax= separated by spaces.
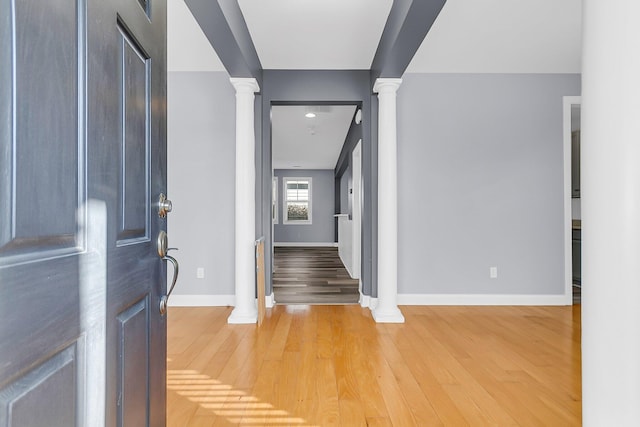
xmin=370 ymin=0 xmax=446 ymax=81
xmin=184 ymin=0 xmax=262 ymax=85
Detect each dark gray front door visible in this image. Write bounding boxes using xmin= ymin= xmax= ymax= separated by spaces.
xmin=0 ymin=0 xmax=167 ymax=425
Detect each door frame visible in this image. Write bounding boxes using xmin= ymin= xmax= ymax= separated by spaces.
xmin=269 ymin=102 xmax=361 ymax=305
xmin=258 ymin=71 xmax=375 ymax=305
xmin=352 ymin=138 xmax=362 ymax=282
xmin=563 ymin=96 xmax=581 ymax=304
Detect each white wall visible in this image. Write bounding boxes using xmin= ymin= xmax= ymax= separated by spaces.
xmin=340 ymin=165 xmax=351 ymax=215
xmin=397 ymin=73 xmax=581 ymax=301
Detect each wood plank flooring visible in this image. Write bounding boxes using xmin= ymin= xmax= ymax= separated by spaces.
xmin=273 ymin=247 xmax=359 ymax=304
xmin=167 ymin=305 xmax=582 ymax=426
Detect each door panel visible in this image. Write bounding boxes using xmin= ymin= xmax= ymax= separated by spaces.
xmin=119 ymin=26 xmax=149 ymax=243
xmin=117 ymin=297 xmax=149 ymax=426
xmin=0 ymin=345 xmax=77 ymax=426
xmin=1 ymin=0 xmax=81 ymax=258
xmin=0 ymin=0 xmax=167 ymax=425
xmin=13 ymin=0 xmax=80 ymax=246
xmin=0 ymin=257 xmax=80 ymax=383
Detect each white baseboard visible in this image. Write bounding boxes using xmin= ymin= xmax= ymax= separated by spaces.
xmin=167 ymin=294 xmax=281 ymax=309
xmin=169 ymin=293 xmax=570 ymax=307
xmin=360 ymin=295 xmax=376 ymax=309
xmin=168 ymin=294 xmax=235 ymax=307
xmin=397 ymin=293 xmax=572 ymax=306
xmin=274 ymin=242 xmax=338 ymax=247
xmin=265 ymin=292 xmax=275 ymax=308
xmin=359 ymin=294 xmax=370 ymax=308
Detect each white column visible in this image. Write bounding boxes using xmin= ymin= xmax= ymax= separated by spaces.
xmin=582 ymin=1 xmax=640 ymax=424
xmin=228 ymin=77 xmax=259 ymax=324
xmin=372 ymin=78 xmax=404 ymax=323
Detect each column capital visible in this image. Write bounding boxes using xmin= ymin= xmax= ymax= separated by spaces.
xmin=373 ymin=78 xmax=402 ymax=94
xmin=230 ymin=77 xmax=260 ymax=94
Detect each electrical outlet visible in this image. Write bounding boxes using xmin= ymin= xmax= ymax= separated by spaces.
xmin=196 ymin=267 xmax=205 ymax=279
xmin=489 ymin=267 xmax=498 ymax=279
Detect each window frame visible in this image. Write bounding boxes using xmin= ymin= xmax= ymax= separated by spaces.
xmin=282 ymin=177 xmax=312 ymax=225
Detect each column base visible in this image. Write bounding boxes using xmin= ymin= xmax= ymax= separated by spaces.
xmin=227 ymin=307 xmax=257 ymax=324
xmin=359 ymin=294 xmax=372 ymax=308
xmin=372 ymin=306 xmax=405 ymax=323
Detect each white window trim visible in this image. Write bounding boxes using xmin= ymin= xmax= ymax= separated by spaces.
xmin=283 ymin=177 xmax=312 ymax=225
xmin=272 ymin=176 xmax=278 ymax=224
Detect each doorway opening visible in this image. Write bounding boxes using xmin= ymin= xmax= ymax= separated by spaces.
xmin=270 ymin=104 xmax=362 ymax=304
xmin=563 ymin=96 xmax=581 ymax=304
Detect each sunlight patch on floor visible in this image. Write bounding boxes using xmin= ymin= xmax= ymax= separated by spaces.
xmin=167 ymin=369 xmax=311 ymax=425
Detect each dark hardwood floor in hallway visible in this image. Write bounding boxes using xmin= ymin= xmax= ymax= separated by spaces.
xmin=273 ymin=246 xmax=359 ymax=304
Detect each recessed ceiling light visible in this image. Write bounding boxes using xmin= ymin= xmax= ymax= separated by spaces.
xmin=305 ymin=112 xmax=316 ymax=118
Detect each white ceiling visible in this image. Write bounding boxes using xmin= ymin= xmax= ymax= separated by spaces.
xmin=237 ymin=0 xmax=393 ymax=69
xmin=234 ymin=0 xmax=582 ymax=73
xmin=407 ymin=0 xmax=582 ymax=73
xmin=271 ymin=106 xmax=357 ymax=170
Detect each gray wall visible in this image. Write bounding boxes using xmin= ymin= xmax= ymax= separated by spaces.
xmin=273 ymin=169 xmax=335 ymax=243
xmin=397 ymin=73 xmax=581 ymax=295
xmin=168 ymin=71 xmax=236 ymax=296
xmin=167 ymin=70 xmax=580 ymax=300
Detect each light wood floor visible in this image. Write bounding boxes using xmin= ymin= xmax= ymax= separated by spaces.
xmin=273 ymin=247 xmax=359 ymax=304
xmin=167 ymin=305 xmax=581 ymax=426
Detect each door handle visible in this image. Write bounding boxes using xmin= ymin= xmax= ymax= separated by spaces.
xmin=159 ymin=251 xmax=178 ymax=315
xmin=157 ymin=231 xmax=179 ymax=315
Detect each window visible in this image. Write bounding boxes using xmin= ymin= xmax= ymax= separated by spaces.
xmin=283 ymin=177 xmax=312 ymax=224
xmin=272 ymin=177 xmax=278 ymax=224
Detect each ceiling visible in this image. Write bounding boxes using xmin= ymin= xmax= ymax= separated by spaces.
xmin=234 ymin=0 xmax=391 ymax=170
xmin=271 ymin=105 xmax=357 ymax=170
xmin=171 ymin=0 xmax=583 ymax=170
xmin=234 ymin=0 xmax=582 ymax=73
xmin=237 ymin=0 xmax=393 ymax=70
xmin=406 ymin=0 xmax=582 ymax=73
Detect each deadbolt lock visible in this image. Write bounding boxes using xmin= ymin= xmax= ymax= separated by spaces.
xmin=158 ymin=193 xmax=172 ymax=218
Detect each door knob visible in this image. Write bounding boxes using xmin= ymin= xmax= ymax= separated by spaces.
xmin=157 ymin=230 xmax=179 ymax=315
xmin=158 ymin=193 xmax=172 ymax=218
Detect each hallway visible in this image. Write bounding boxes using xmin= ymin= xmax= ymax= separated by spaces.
xmin=272 ymin=247 xmax=359 ymax=304
xmin=167 ymin=305 xmax=581 ymax=425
